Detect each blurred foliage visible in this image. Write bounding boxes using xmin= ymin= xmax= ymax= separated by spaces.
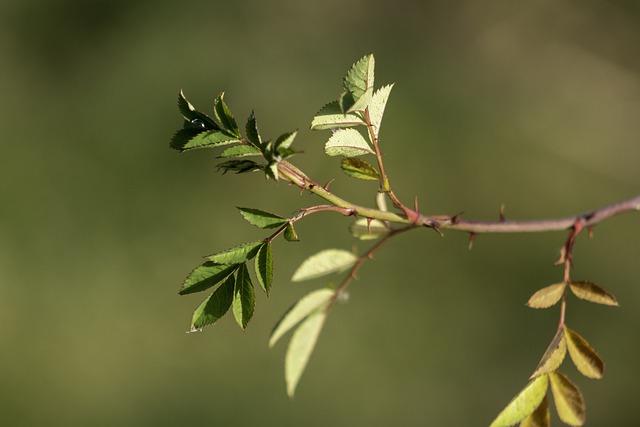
xmin=1 ymin=0 xmax=640 ymax=425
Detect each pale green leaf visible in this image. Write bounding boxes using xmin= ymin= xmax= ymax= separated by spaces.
xmin=520 ymin=396 xmax=550 ymax=427
xmin=349 ymin=218 xmax=388 ymax=240
xmin=213 ymin=92 xmax=240 ymax=137
xmin=179 ymin=262 xmax=238 ymax=295
xmin=284 ymin=222 xmax=299 ymax=242
xmin=531 ymin=328 xmax=567 ymax=378
xmin=310 ymin=101 xmax=365 ymax=130
xmin=490 ymin=375 xmax=549 ymax=427
xmin=564 ymin=326 xmax=604 ymax=379
xmin=291 ymin=249 xmax=358 ymax=282
xmin=325 ymin=129 xmax=374 ymax=157
xmin=190 ymin=275 xmax=235 ymax=331
xmin=285 ymin=310 xmax=327 ymax=397
xmin=341 ymin=158 xmax=379 ymax=181
xmin=569 ymin=281 xmax=619 ymax=306
xmin=342 ymin=54 xmax=375 ymax=112
xmin=527 ymin=283 xmax=566 ymax=309
xmin=208 ymin=241 xmax=263 ymax=264
xmin=549 ymin=371 xmax=586 ymax=426
xmin=238 ymin=207 xmax=287 ymax=229
xmin=367 ymin=84 xmax=394 ymax=138
xmin=232 ymin=263 xmax=255 ymax=330
xmin=219 ymin=145 xmax=261 ymax=158
xmin=269 ymin=288 xmax=335 ymax=348
xmin=255 ymin=243 xmax=273 ymax=295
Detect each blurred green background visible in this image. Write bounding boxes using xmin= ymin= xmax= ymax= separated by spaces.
xmin=2 ymin=0 xmax=639 ymax=425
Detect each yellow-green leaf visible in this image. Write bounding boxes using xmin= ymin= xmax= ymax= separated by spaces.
xmin=531 ymin=328 xmax=567 ymax=378
xmin=569 ymin=281 xmax=619 ymax=306
xmin=520 ymin=396 xmax=550 ymax=427
xmin=526 ymin=283 xmax=566 ymax=309
xmin=349 ymin=218 xmax=388 ymax=240
xmin=564 ymin=326 xmax=604 ymax=379
xmin=367 ymin=84 xmax=394 ymax=138
xmin=285 ymin=310 xmax=327 ymax=397
xmin=291 ymin=249 xmax=358 ymax=282
xmin=310 ymin=101 xmax=365 ymax=130
xmin=490 ymin=375 xmax=549 ymax=427
xmin=549 ymin=372 xmax=586 ymax=426
xmin=269 ymin=288 xmax=334 ymax=348
xmin=325 ymin=128 xmax=374 ymax=157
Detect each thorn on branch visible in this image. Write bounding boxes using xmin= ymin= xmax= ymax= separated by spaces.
xmin=499 ymin=204 xmax=506 ymax=222
xmin=323 ymin=178 xmax=335 ymax=191
xmin=468 ymin=232 xmax=476 ymax=250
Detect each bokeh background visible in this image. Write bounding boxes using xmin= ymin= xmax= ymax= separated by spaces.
xmin=2 ymin=0 xmax=640 ymax=425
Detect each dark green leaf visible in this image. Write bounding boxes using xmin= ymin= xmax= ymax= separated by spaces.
xmin=213 ymin=92 xmax=240 ymax=137
xmin=216 ymin=159 xmax=262 ymax=174
xmin=190 ymin=275 xmax=235 ymax=331
xmin=284 ymin=223 xmax=299 ymax=242
xmin=208 ymin=241 xmax=263 ymax=265
xmin=218 ymin=145 xmax=261 ymax=158
xmin=232 ymin=263 xmax=255 ymax=329
xmin=179 ymin=262 xmax=238 ymax=295
xmin=340 ymin=158 xmax=379 ymax=181
xmin=176 ymin=130 xmax=240 ymax=151
xmin=255 ymin=243 xmax=273 ymax=294
xmin=246 ymin=110 xmax=262 ymax=147
xmin=177 ymin=90 xmax=219 ymax=130
xmin=274 ymin=131 xmax=297 ymax=154
xmin=238 ymin=207 xmax=287 ymax=229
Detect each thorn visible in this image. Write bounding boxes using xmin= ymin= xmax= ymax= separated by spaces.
xmin=323 ymin=178 xmax=335 ymax=191
xmin=450 ymin=211 xmax=464 ymax=224
xmin=588 ymin=227 xmax=594 ymax=239
xmin=554 ymin=246 xmax=567 ymax=266
xmin=414 ymin=195 xmax=419 ymax=212
xmin=499 ymin=204 xmax=506 ymax=222
xmin=366 ymin=217 xmax=373 ymax=233
xmin=468 ymin=232 xmax=476 ymax=250
xmin=431 ymin=224 xmax=444 ymax=237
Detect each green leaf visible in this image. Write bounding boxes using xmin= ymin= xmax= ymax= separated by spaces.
xmin=531 ymin=328 xmax=567 ymax=378
xmin=232 ymin=263 xmax=255 ymax=330
xmin=237 ymin=207 xmax=287 ymax=229
xmin=246 ymin=111 xmax=262 ymax=147
xmin=213 ymin=92 xmax=240 ymax=137
xmin=180 ymin=130 xmax=241 ymax=151
xmin=291 ymin=249 xmax=358 ymax=282
xmin=179 ymin=262 xmax=238 ymax=295
xmin=349 ymin=218 xmax=388 ymax=240
xmin=189 ymin=275 xmax=235 ymax=331
xmin=564 ymin=326 xmax=604 ymax=379
xmin=265 ymin=162 xmax=279 ymax=181
xmin=218 ymin=145 xmax=261 ymax=158
xmin=255 ymin=243 xmax=273 ymax=295
xmin=325 ymin=128 xmax=374 ymax=157
xmin=217 ymin=159 xmax=262 ymax=174
xmin=208 ymin=241 xmax=263 ymax=264
xmin=269 ymin=288 xmax=335 ymax=348
xmin=367 ymin=84 xmax=394 ymax=138
xmin=520 ymin=396 xmax=550 ymax=427
xmin=490 ymin=375 xmax=549 ymax=427
xmin=274 ymin=131 xmax=297 ymax=153
xmin=569 ymin=281 xmax=619 ymax=306
xmin=342 ymin=54 xmax=375 ymax=112
xmin=284 ymin=222 xmax=299 ymax=242
xmin=549 ymin=371 xmax=586 ymax=426
xmin=177 ymin=90 xmax=219 ymax=130
xmin=341 ymin=158 xmax=379 ymax=181
xmin=170 ymin=127 xmax=203 ymax=151
xmin=527 ymin=283 xmax=566 ymax=309
xmin=310 ymin=101 xmax=365 ymax=130
xmin=285 ymin=309 xmax=328 ymax=397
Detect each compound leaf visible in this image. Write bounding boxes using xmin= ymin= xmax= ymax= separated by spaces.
xmin=189 ymin=275 xmax=235 ymax=331
xmin=569 ymin=281 xmax=619 ymax=306
xmin=490 ymin=375 xmax=549 ymax=427
xmin=531 ymin=327 xmax=567 ymax=378
xmin=238 ymin=207 xmax=287 ymax=229
xmin=325 ymin=128 xmax=374 ymax=157
xmin=208 ymin=241 xmax=263 ymax=265
xmin=527 ymin=283 xmax=566 ymax=309
xmin=285 ymin=309 xmax=328 ymax=397
xmin=179 ymin=262 xmax=238 ymax=295
xmin=255 ymin=242 xmax=273 ymax=295
xmin=269 ymin=288 xmax=335 ymax=348
xmin=341 ymin=158 xmax=379 ymax=181
xmin=549 ymin=371 xmax=586 ymax=426
xmin=232 ymin=263 xmax=255 ymax=330
xmin=291 ymin=249 xmax=358 ymax=282
xmin=564 ymin=327 xmax=604 ymax=379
